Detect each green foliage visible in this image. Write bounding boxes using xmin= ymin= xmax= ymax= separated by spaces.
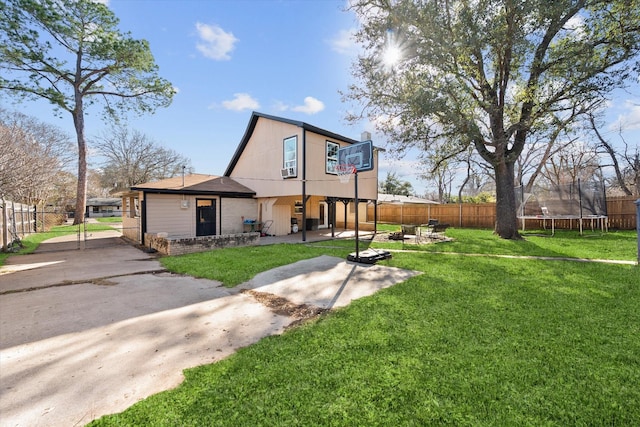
xmin=90 ymin=236 xmax=640 ymax=426
xmin=346 ymin=0 xmax=640 ymax=238
xmin=449 ymin=192 xmax=496 ymax=203
xmin=379 ymin=171 xmax=414 ymax=196
xmin=0 ymin=0 xmax=175 ymax=115
xmin=0 ymin=0 xmax=175 ymax=223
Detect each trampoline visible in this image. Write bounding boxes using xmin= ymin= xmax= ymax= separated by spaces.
xmin=516 ymin=179 xmax=608 ymax=235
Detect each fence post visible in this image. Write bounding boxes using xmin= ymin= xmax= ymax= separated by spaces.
xmin=1 ymin=200 xmax=6 ymax=252
xmin=635 ymin=199 xmax=640 ymax=266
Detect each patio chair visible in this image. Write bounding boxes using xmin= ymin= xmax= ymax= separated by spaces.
xmin=423 ymin=219 xmax=439 ymax=237
xmin=430 ymin=223 xmax=450 ymax=239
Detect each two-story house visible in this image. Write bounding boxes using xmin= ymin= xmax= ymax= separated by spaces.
xmin=224 ymin=112 xmax=380 ymax=240
xmin=122 ymin=112 xmax=380 ymax=246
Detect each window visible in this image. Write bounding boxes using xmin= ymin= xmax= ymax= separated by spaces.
xmin=326 ymin=141 xmax=339 ymax=174
xmin=294 ymin=200 xmax=303 ymax=214
xmin=283 ymin=136 xmax=297 ymax=177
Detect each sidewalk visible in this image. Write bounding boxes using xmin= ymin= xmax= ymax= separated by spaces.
xmin=0 ymin=231 xmax=419 ymax=426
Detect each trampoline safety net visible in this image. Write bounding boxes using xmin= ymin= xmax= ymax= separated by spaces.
xmin=516 ymin=180 xmax=607 ymax=219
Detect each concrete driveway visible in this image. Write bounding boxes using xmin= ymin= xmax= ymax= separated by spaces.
xmin=0 ymin=231 xmax=419 ymax=426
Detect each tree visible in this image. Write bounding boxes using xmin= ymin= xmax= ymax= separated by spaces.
xmin=589 ymin=113 xmax=640 ymax=196
xmin=0 ymin=109 xmax=73 ymax=204
xmin=346 ymin=0 xmax=640 ymax=238
xmin=0 ymin=0 xmax=175 ymax=224
xmin=379 ymin=171 xmax=414 ymax=196
xmin=94 ymin=125 xmax=192 ymax=191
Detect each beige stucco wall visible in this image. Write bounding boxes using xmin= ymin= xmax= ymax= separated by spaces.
xmin=229 ymin=117 xmax=379 ymax=201
xmin=221 ymin=198 xmax=258 ymax=234
xmin=145 ymin=193 xmax=197 ymax=237
xmin=143 ymin=193 xmax=257 ymax=238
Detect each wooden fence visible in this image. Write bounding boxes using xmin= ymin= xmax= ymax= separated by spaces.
xmin=368 ymin=196 xmax=638 ymax=230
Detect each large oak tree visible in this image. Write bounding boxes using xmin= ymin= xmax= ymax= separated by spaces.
xmin=346 ymin=0 xmax=640 ymax=238
xmin=0 ymin=0 xmax=175 ymax=223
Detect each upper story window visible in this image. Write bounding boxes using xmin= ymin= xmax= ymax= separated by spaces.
xmin=326 ymin=141 xmax=339 ymax=174
xmin=282 ymin=136 xmax=297 ymax=178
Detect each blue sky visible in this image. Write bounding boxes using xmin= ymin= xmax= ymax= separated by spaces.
xmin=7 ymin=0 xmax=640 ymax=196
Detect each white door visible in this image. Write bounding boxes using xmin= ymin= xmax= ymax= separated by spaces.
xmin=319 ymin=201 xmax=329 ymax=229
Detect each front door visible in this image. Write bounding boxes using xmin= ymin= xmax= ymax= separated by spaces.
xmin=196 ymin=199 xmax=216 ymax=236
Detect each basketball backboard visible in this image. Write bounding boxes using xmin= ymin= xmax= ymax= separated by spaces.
xmin=337 ymin=140 xmax=373 ymax=172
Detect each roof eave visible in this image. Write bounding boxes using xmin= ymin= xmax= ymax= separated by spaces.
xmin=132 ymin=188 xmax=256 ymax=198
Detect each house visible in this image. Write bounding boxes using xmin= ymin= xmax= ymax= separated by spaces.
xmin=85 ymin=198 xmax=122 ymax=218
xmin=121 ymin=174 xmax=256 ymax=244
xmin=224 ymin=112 xmax=380 ymax=240
xmin=122 ymin=112 xmax=381 ymax=249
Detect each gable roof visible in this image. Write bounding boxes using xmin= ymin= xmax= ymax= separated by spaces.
xmin=224 ymin=111 xmax=361 ymax=176
xmin=131 ymin=173 xmax=255 ymax=197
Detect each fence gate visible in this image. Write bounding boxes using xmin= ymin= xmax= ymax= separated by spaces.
xmin=31 ymin=216 xmax=127 ymax=253
xmin=2 ymin=202 xmax=129 ymax=253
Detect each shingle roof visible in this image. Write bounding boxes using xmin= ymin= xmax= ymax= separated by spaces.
xmin=131 ymin=174 xmax=255 ymax=197
xmin=85 ymin=198 xmax=122 ymax=206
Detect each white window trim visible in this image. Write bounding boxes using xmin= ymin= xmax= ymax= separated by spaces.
xmin=326 ymin=140 xmax=340 ymax=174
xmin=283 ymin=136 xmax=297 ymax=178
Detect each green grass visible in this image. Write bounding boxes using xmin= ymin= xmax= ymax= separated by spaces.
xmin=91 ymin=248 xmax=640 ymax=426
xmin=373 ymin=227 xmax=638 ymax=261
xmin=95 ymin=217 xmax=122 ymax=223
xmin=90 ymin=229 xmax=640 ymax=426
xmin=160 ymin=240 xmax=357 ymax=287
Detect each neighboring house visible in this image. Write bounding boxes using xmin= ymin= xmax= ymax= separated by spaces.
xmin=224 ymin=112 xmax=381 ymax=240
xmin=122 ymin=174 xmax=256 ymax=244
xmin=123 ymin=111 xmax=381 ymax=245
xmin=85 ymin=198 xmax=122 ymax=218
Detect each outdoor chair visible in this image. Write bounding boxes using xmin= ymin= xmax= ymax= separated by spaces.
xmin=430 ymin=223 xmax=450 ymax=239
xmin=401 ymin=224 xmax=417 ymax=235
xmin=423 ymin=219 xmax=439 ymax=237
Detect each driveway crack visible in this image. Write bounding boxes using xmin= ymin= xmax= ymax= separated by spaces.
xmin=0 ymin=269 xmax=169 ymax=295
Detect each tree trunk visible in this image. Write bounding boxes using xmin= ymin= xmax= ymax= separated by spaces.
xmin=72 ymin=106 xmax=87 ymax=225
xmin=494 ymin=159 xmax=521 ymax=239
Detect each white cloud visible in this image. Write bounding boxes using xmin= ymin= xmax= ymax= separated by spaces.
xmin=564 ymin=15 xmax=586 ymax=39
xmin=195 ymin=22 xmax=238 ymax=61
xmin=329 ymin=28 xmax=357 ymax=55
xmin=291 ymin=97 xmax=325 ymax=114
xmin=609 ymin=100 xmax=640 ymax=131
xmin=222 ymin=93 xmax=260 ymax=111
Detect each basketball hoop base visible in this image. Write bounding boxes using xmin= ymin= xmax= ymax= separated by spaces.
xmin=347 ymin=249 xmax=392 ymax=264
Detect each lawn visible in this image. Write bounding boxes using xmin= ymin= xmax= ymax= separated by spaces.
xmin=95 ymin=217 xmax=123 ymax=223
xmin=373 ymin=227 xmax=638 ymax=261
xmin=90 ymin=229 xmax=639 ymax=426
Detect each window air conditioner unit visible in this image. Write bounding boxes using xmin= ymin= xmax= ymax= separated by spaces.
xmin=281 ymin=167 xmax=296 ymax=178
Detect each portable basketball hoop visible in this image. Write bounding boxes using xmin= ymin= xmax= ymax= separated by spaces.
xmin=336 ymin=163 xmax=356 ymax=184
